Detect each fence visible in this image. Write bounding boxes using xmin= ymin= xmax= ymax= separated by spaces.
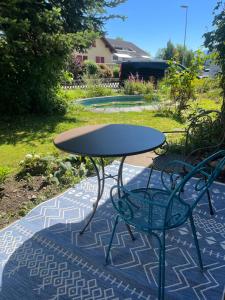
xmin=62 ymin=78 xmax=120 ymax=90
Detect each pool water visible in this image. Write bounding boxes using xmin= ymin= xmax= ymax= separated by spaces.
xmin=78 ymin=95 xmax=150 ymax=109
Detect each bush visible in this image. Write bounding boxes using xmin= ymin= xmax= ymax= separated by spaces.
xmin=113 ymin=66 xmax=120 ymax=78
xmin=0 ymin=1 xmax=123 ymax=116
xmin=61 ymin=71 xmax=74 ymax=84
xmin=83 ymin=60 xmax=99 ymax=76
xmin=123 ymin=76 xmax=154 ymax=95
xmin=164 ymin=51 xmax=205 ymax=115
xmin=86 ymin=86 xmax=114 ymax=98
xmin=19 ymin=154 xmax=53 ymax=177
xmin=18 ymin=153 xmax=89 ymax=187
xmin=0 ymin=167 xmax=10 ymax=184
xmin=98 ymin=64 xmax=113 ymax=78
xmin=193 ymin=77 xmax=220 ymax=94
xmin=82 ymin=75 xmax=114 ymax=97
xmin=67 ymin=53 xmax=84 ymax=80
xmin=143 ymin=93 xmax=160 ymax=102
xmin=157 ymin=80 xmax=170 ymax=101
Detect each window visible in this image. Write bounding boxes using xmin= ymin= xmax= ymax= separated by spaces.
xmin=115 ymin=46 xmax=123 ymax=50
xmin=92 ymin=40 xmax=96 ymax=47
xmin=76 ymin=55 xmax=88 ymax=62
xmin=113 ymin=55 xmax=118 ymax=61
xmin=76 ymin=55 xmax=82 ymax=62
xmin=96 ymin=56 xmax=105 ymax=63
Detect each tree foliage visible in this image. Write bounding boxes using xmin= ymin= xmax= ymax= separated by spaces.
xmin=0 ymin=0 xmax=125 ymax=115
xmin=204 ymin=1 xmax=225 ymax=115
xmin=165 ymin=50 xmax=205 ymax=115
xmin=156 ymin=40 xmax=194 ymax=67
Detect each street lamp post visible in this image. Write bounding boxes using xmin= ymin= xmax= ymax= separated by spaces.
xmin=181 ymin=5 xmax=188 ymax=66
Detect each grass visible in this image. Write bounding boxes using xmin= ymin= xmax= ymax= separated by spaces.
xmin=63 ymin=87 xmax=120 ymax=102
xmin=63 ymin=88 xmax=87 ymax=101
xmin=0 ymin=110 xmax=183 ymax=171
xmin=0 ymin=89 xmax=222 ymax=172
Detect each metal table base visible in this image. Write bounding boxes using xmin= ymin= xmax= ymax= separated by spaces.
xmin=79 ymin=157 xmax=135 ymax=240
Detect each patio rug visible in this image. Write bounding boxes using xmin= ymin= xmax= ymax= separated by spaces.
xmin=0 ymin=161 xmax=225 ymax=300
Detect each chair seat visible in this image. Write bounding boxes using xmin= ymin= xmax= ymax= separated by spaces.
xmin=122 ymin=188 xmax=190 ymax=231
xmin=152 ymin=153 xmax=186 ymax=173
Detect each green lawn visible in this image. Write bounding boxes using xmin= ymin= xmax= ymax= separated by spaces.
xmin=0 ymin=91 xmax=221 ymax=171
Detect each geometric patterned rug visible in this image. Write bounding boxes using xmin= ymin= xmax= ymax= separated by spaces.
xmin=0 ymin=161 xmax=225 ymax=300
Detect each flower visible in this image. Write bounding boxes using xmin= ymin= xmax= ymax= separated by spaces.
xmin=25 ymin=154 xmax=33 ymax=160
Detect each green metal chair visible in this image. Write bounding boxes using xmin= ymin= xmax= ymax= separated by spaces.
xmin=153 ymin=110 xmax=225 ymax=216
xmin=105 ymin=150 xmax=225 ymax=300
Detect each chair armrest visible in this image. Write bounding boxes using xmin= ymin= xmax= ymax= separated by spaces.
xmin=160 ymin=160 xmax=195 ymax=190
xmin=154 ymin=130 xmax=186 ymax=156
xmin=161 ymin=159 xmax=194 ymax=174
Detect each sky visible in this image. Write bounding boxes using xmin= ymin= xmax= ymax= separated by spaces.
xmin=104 ymin=0 xmax=218 ymax=57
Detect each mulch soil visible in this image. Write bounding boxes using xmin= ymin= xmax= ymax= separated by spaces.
xmin=0 ymin=175 xmax=61 ymax=229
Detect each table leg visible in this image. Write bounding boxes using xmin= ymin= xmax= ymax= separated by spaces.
xmin=117 ymin=156 xmax=135 ymax=241
xmin=117 ymin=156 xmax=126 ymax=189
xmin=79 ymin=156 xmax=135 ymax=240
xmin=80 ymin=157 xmax=105 ymax=235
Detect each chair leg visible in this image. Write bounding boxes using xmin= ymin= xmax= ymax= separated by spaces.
xmin=160 ymin=232 xmax=166 ymax=300
xmin=206 ymin=188 xmax=214 ymax=215
xmin=158 ymin=245 xmax=162 ymax=300
xmin=189 ymin=214 xmax=203 ymax=270
xmin=125 ymin=223 xmax=136 ymax=241
xmin=105 ymin=215 xmax=119 ymax=264
xmin=156 ymin=232 xmax=165 ymax=300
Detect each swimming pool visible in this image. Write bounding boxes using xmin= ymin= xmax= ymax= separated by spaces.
xmin=77 ymin=95 xmax=150 ymax=109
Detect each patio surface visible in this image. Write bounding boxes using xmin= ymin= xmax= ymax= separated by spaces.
xmin=0 ymin=161 xmax=225 ymax=299
xmin=125 ymin=152 xmax=156 ymax=167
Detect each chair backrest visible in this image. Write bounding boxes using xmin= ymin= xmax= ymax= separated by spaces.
xmin=184 ymin=109 xmax=224 ymax=156
xmin=168 ymin=150 xmax=225 ymax=211
xmin=110 ymin=151 xmax=225 ymax=230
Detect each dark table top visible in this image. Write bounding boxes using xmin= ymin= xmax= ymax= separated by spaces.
xmin=54 ymin=124 xmax=165 ymax=157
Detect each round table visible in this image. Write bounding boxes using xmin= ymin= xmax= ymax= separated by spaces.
xmin=54 ymin=124 xmax=165 ymax=234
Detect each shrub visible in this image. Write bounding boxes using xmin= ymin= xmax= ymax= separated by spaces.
xmin=164 ymin=50 xmax=205 ymax=115
xmin=143 ymin=93 xmax=160 ymax=102
xmin=83 ymin=74 xmax=114 ymax=97
xmin=98 ymin=64 xmax=113 ymax=78
xmin=19 ymin=154 xmax=53 ymax=177
xmin=67 ymin=53 xmax=84 ymax=80
xmin=86 ymin=86 xmax=114 ymax=98
xmin=123 ymin=75 xmax=154 ymax=95
xmin=0 ymin=1 xmax=123 ymax=116
xmin=0 ymin=167 xmax=10 ymax=184
xmin=193 ymin=77 xmax=220 ymax=94
xmin=157 ymin=80 xmax=170 ymax=101
xmin=83 ymin=60 xmax=99 ymax=76
xmin=113 ymin=66 xmax=120 ymax=78
xmin=61 ymin=71 xmax=74 ymax=84
xmin=18 ymin=153 xmax=90 ymax=187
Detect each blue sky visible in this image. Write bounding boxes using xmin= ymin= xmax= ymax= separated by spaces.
xmin=105 ymin=0 xmax=218 ymax=57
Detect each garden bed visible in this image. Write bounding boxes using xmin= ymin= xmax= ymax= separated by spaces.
xmin=0 ymin=174 xmax=62 ymax=229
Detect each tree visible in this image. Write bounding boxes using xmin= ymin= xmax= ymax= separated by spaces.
xmin=156 ymin=40 xmax=194 ymax=67
xmin=174 ymin=44 xmax=194 ymax=67
xmin=0 ymin=0 xmax=125 ymax=115
xmin=163 ymin=40 xmax=176 ymax=60
xmin=156 ymin=40 xmax=176 ymax=60
xmin=165 ymin=50 xmax=205 ymax=115
xmin=204 ymin=1 xmax=225 ymax=117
